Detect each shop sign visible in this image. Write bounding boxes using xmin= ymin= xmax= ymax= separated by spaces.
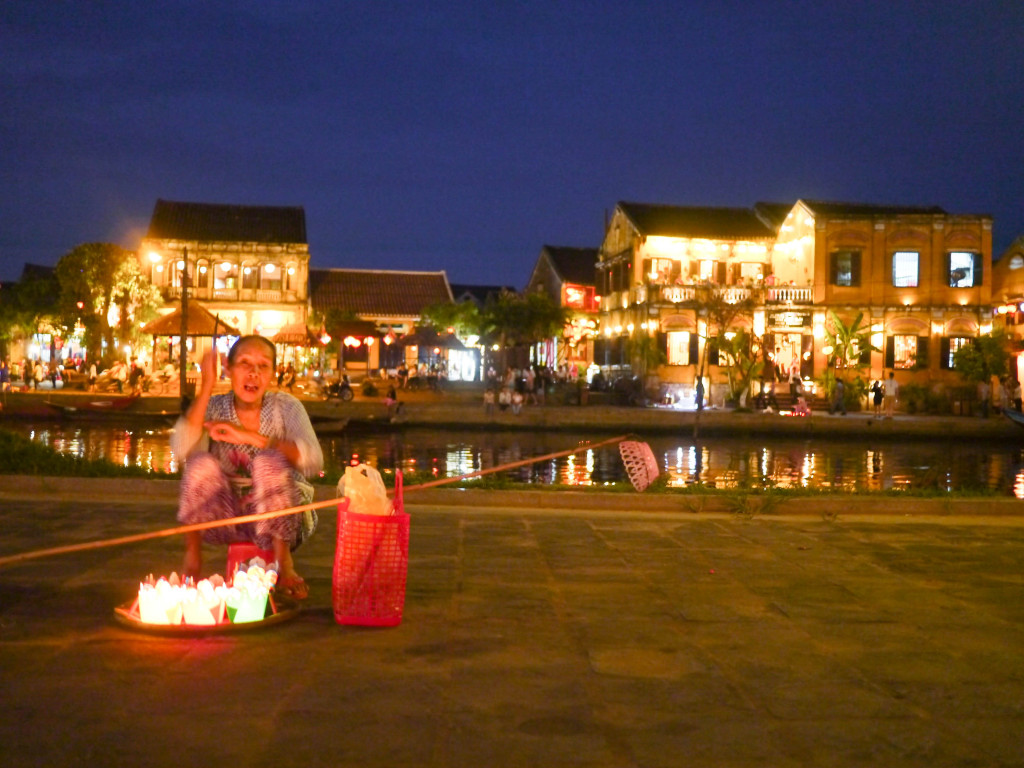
xmin=768 ymin=311 xmax=811 ymax=328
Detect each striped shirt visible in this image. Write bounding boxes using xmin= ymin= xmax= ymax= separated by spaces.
xmin=170 ymin=390 xmax=323 ymax=504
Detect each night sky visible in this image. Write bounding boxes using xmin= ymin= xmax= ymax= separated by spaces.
xmin=2 ymin=1 xmax=1022 ymax=289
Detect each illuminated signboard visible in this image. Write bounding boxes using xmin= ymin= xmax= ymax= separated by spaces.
xmin=768 ymin=311 xmax=811 ymax=328
xmin=563 ymin=283 xmax=597 ymax=311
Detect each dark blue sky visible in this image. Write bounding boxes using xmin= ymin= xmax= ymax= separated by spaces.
xmin=2 ymin=1 xmax=1022 ymax=288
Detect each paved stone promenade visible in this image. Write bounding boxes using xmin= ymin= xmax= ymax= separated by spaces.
xmin=2 ymin=491 xmax=1023 ymax=767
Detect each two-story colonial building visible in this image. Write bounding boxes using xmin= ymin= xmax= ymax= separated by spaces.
xmin=138 ymin=199 xmax=311 ymax=345
xmin=596 ymin=199 xmax=993 ymax=406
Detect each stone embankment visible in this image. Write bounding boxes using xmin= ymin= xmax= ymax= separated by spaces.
xmin=2 ymin=385 xmax=1021 ymax=440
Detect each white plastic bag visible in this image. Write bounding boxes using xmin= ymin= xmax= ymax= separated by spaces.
xmin=337 ymin=463 xmax=393 ymax=516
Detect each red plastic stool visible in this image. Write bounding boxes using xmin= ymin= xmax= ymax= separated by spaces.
xmin=226 ymin=543 xmax=275 ymax=578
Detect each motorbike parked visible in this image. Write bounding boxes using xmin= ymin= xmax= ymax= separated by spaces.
xmin=321 ymin=375 xmax=354 ymax=401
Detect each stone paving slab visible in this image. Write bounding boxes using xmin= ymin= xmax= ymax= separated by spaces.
xmin=1 ymin=496 xmax=1024 ymax=767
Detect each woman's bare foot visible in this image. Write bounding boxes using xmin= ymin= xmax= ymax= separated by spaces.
xmin=273 ymin=537 xmax=308 ymax=599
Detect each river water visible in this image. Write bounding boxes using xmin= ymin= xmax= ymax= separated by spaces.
xmin=5 ymin=421 xmax=1024 ymax=497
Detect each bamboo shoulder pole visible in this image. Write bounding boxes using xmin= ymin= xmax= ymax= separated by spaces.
xmin=0 ymin=435 xmax=629 ymax=569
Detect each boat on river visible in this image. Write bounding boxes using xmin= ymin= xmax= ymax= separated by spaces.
xmin=310 ymin=416 xmax=349 ymax=435
xmin=43 ymin=396 xmax=176 ymax=424
xmin=1002 ymin=407 xmax=1024 ymax=429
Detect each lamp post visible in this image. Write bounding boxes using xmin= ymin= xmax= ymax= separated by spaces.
xmin=178 ymin=248 xmax=190 ymax=410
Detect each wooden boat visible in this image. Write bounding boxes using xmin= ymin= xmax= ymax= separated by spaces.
xmin=311 ymin=416 xmax=350 ymax=435
xmin=1003 ymin=407 xmax=1024 ymax=428
xmin=44 ymin=396 xmax=174 ymax=423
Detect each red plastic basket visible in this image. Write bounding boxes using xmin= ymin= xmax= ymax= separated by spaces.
xmin=333 ymin=471 xmax=409 ymax=626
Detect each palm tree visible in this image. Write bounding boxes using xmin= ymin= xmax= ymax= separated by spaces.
xmin=822 ymin=310 xmax=877 ymax=406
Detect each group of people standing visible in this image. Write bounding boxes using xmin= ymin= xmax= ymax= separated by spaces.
xmin=395 ymin=361 xmax=447 ymax=390
xmin=867 ymin=372 xmax=900 ymax=418
xmin=482 ymin=365 xmax=550 ymax=415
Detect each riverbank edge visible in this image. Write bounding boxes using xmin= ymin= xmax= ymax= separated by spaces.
xmin=2 ymin=389 xmax=1023 ymax=440
xmin=3 ymin=474 xmax=1022 ymax=518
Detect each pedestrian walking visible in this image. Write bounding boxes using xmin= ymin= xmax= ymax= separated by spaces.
xmin=977 ymin=379 xmax=991 ymax=418
xmin=830 ymin=378 xmax=846 ymax=415
xmin=884 ymin=371 xmax=899 ymax=418
xmin=871 ymin=379 xmax=883 ymax=418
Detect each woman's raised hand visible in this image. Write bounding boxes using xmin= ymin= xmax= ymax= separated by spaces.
xmin=199 ymin=347 xmax=218 ymax=394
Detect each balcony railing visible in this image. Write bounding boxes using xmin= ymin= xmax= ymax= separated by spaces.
xmin=767 ymin=286 xmax=813 ymax=303
xmin=647 ymin=284 xmax=753 ymax=305
xmin=162 ymin=286 xmax=294 ymax=304
xmin=642 ymin=283 xmax=813 ymax=305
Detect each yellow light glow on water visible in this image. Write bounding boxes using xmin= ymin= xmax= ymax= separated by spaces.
xmin=801 ymin=452 xmax=815 ymax=488
xmin=1014 ymin=470 xmax=1024 ymax=499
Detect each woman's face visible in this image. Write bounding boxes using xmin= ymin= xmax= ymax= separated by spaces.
xmin=229 ymin=340 xmax=274 ymax=406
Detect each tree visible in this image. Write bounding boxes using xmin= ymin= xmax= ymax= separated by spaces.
xmin=0 ymin=269 xmax=60 ymax=361
xmin=421 ymin=299 xmax=482 ymax=338
xmin=953 ymin=331 xmax=1010 ymax=384
xmin=626 ymin=331 xmax=665 ymax=382
xmin=824 ymin=311 xmax=874 ymax=373
xmin=480 ymin=290 xmax=568 ymax=371
xmin=54 ymin=243 xmax=160 ymax=362
xmin=822 ymin=310 xmax=878 ymax=405
xmin=691 ymin=284 xmax=759 ymax=434
xmin=718 ymin=328 xmax=763 ymax=406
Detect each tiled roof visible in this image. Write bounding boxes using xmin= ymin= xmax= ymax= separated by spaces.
xmin=309 ymin=268 xmax=452 ymax=318
xmin=618 ymin=202 xmax=776 ymax=240
xmin=449 ymin=284 xmax=516 ymax=306
xmin=753 ymin=202 xmax=794 ymax=230
xmin=799 ymin=200 xmax=947 ymax=218
xmin=146 ymin=199 xmax=307 ymax=243
xmin=542 ymin=246 xmax=598 ymax=285
xmin=141 ymin=302 xmax=242 ymax=337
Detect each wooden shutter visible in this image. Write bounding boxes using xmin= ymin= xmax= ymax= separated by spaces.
xmin=916 ymin=336 xmax=929 ymax=369
xmin=851 ymin=251 xmax=861 ymax=287
xmin=884 ymin=337 xmax=895 ymax=369
xmin=689 ymin=334 xmax=699 ymax=365
xmin=829 ymin=252 xmax=838 ymax=285
xmin=940 ymin=337 xmax=951 ymax=369
xmin=974 ymin=252 xmax=984 ymax=286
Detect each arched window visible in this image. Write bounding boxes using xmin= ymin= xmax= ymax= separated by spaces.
xmin=214 ymin=261 xmax=238 ymax=290
xmin=241 ymin=262 xmax=258 ymax=290
xmin=261 ymin=262 xmax=282 ymax=291
xmin=194 ymin=259 xmax=212 ymax=293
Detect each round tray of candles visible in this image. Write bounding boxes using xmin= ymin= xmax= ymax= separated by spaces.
xmin=114 ymin=594 xmax=301 ymax=635
xmin=113 ymin=566 xmax=301 ymax=635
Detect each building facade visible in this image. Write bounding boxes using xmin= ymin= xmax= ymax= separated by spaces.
xmin=524 ymin=245 xmax=599 ymax=372
xmin=596 ymin=200 xmax=993 ymax=406
xmin=990 ymin=236 xmax=1024 ymax=382
xmin=138 ymin=199 xmax=311 ymax=345
xmin=308 ymin=268 xmax=459 ymax=378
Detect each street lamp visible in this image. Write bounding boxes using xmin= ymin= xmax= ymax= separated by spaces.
xmin=178 ymin=248 xmax=190 ymax=410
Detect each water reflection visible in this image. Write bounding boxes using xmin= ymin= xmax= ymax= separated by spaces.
xmin=4 ymin=422 xmax=1024 ymax=496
